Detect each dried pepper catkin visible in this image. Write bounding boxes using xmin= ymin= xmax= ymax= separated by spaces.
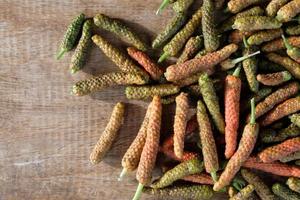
xmin=161 ymin=94 xmax=177 ymax=105
xmin=161 ymin=148 xmax=199 ymax=162
xmin=229 ymin=30 xmax=254 ymax=44
xmin=286 ymin=25 xmax=300 ymax=36
xmin=144 ymin=185 xmax=214 ymax=199
xmin=93 ymin=14 xmax=147 ymax=51
xmin=261 ymin=124 xmax=300 ymax=143
xmin=182 ymin=173 xmax=214 ymax=185
xmin=276 ymin=0 xmax=300 ymax=22
xmin=213 ymin=99 xmax=259 ymax=191
xmin=227 ymin=0 xmax=265 ymax=13
xmin=287 ymin=177 xmax=300 ymax=193
xmin=133 ymin=96 xmax=162 ymax=200
xmin=259 ymin=137 xmax=300 ymax=163
xmin=282 ymin=34 xmax=300 ymax=63
xmin=90 ymin=102 xmax=125 ymax=164
xmin=257 ymin=71 xmax=292 ymax=86
xmin=57 ymin=13 xmax=85 ymax=59
xmin=125 ymin=84 xmax=180 ymax=100
xmin=229 ymin=184 xmax=255 ymax=200
xmin=197 ymin=100 xmax=219 ymax=182
xmin=262 ymin=36 xmax=300 ymax=52
xmin=290 ymin=113 xmax=300 ymax=127
xmin=165 ymin=43 xmax=238 ymax=82
xmin=261 ymin=96 xmax=300 ymax=126
xmin=174 ymin=72 xmax=202 ymax=86
xmin=247 ymin=29 xmax=283 ymax=46
xmin=152 ymin=12 xmax=186 ymax=49
xmin=220 ymin=51 xmax=260 ymax=71
xmin=172 ymin=0 xmax=194 ymax=13
xmin=241 ymin=169 xmax=276 ymax=200
xmin=159 ymin=7 xmax=202 ymax=62
xmin=224 ymin=67 xmax=241 ymax=159
xmin=280 ymin=151 xmax=300 ymax=162
xmin=272 ymin=183 xmax=300 ymax=200
xmin=233 ymin=16 xmax=282 ymax=31
xmin=92 ymin=35 xmax=149 ymax=81
xmin=70 ymin=19 xmax=92 ymax=74
xmin=151 ymin=158 xmax=204 ymax=189
xmin=177 ymin=36 xmax=203 ymax=64
xmin=72 ymin=72 xmax=147 ymax=96
xmin=266 ymin=53 xmax=300 ymax=79
xmin=127 ymin=47 xmax=163 ymax=81
xmin=173 ymin=92 xmax=189 ymax=159
xmin=266 ymin=0 xmax=289 ymax=17
xmin=199 ymin=73 xmax=225 ymax=134
xmin=202 ymin=0 xmax=220 ymax=52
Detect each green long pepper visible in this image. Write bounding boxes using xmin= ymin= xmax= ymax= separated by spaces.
xmin=282 ymin=34 xmax=300 ymax=61
xmin=173 ymin=0 xmax=194 ymax=13
xmin=272 ymin=183 xmax=300 ymax=200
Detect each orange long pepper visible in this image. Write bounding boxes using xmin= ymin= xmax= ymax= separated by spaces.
xmin=182 ymin=173 xmax=214 ymax=185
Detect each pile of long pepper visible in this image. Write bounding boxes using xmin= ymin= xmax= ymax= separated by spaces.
xmin=56 ymin=0 xmax=300 ymax=199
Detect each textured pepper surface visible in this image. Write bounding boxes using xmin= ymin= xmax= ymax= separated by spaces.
xmin=202 ymin=0 xmax=220 ymax=52
xmin=241 ymin=169 xmax=277 ymax=200
xmin=174 ymin=72 xmax=202 ymax=86
xmin=290 ymin=113 xmax=300 ymax=128
xmin=173 ymin=93 xmax=189 ymax=159
xmin=165 ymin=43 xmax=238 ymax=82
xmin=243 ymin=45 xmax=259 ymax=93
xmin=257 ymin=71 xmax=292 ymax=86
xmin=259 ymin=137 xmax=300 ymax=163
xmin=182 ymin=173 xmax=214 ymax=185
xmin=70 ymin=19 xmax=92 ymax=74
xmin=199 ymin=73 xmax=225 ymax=134
xmin=137 ymin=96 xmax=162 ymax=185
xmin=262 ymin=36 xmax=300 ymax=52
xmin=92 ymin=35 xmax=149 ymax=81
xmin=197 ymin=100 xmax=219 ymax=175
xmin=177 ymin=36 xmax=203 ymax=64
xmin=261 ymin=124 xmax=300 ymax=143
xmin=233 ymin=16 xmax=282 ymax=31
xmin=247 ymin=29 xmax=283 ymax=46
xmin=286 ymin=25 xmax=300 ymax=36
xmin=161 ymin=95 xmax=177 ymax=105
xmin=172 ymin=0 xmax=194 ymax=13
xmin=229 ymin=30 xmax=254 ymax=44
xmin=261 ymin=96 xmax=300 ymax=126
xmin=151 ymin=158 xmax=204 ymax=189
xmin=276 ymin=0 xmax=300 ymax=22
xmin=161 ymin=148 xmax=199 ymax=162
xmin=227 ymin=0 xmax=265 ymax=13
xmin=90 ymin=102 xmax=125 ymax=164
xmin=72 ymin=72 xmax=147 ymax=96
xmin=125 ymin=84 xmax=180 ymax=100
xmin=287 ymin=177 xmax=300 ymax=193
xmin=224 ymin=74 xmax=241 ymax=158
xmin=266 ymin=0 xmax=289 ymax=17
xmin=272 ymin=183 xmax=300 ymax=200
xmin=152 ymin=13 xmax=187 ymax=49
xmin=127 ymin=47 xmax=163 ymax=81
xmin=280 ymin=151 xmax=300 ymax=162
xmin=93 ymin=14 xmax=147 ymax=51
xmin=229 ymin=184 xmax=255 ymax=200
xmin=282 ymin=34 xmax=300 ymax=63
xmin=144 ymin=185 xmax=214 ymax=199
xmin=57 ymin=13 xmax=85 ymax=59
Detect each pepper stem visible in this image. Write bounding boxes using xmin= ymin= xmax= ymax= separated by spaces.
xmin=283 ymin=71 xmax=292 ymax=81
xmin=232 ymin=177 xmax=246 ymax=191
xmin=56 ymin=48 xmax=66 ymax=60
xmin=243 ymin=36 xmax=249 ymax=49
xmin=132 ymin=183 xmax=144 ymax=200
xmin=158 ymin=52 xmax=169 ymax=63
xmin=118 ymin=168 xmax=127 ymax=181
xmin=211 ymin=171 xmax=218 ymax=183
xmin=282 ymin=34 xmax=293 ymax=50
xmin=250 ymin=98 xmax=256 ymax=125
xmin=231 ymin=51 xmax=260 ymax=65
xmin=156 ymin=0 xmax=170 ymax=15
xmin=232 ymin=66 xmax=241 ymax=77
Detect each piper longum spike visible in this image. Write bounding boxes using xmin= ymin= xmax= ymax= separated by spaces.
xmin=276 ymin=0 xmax=300 ymax=22
xmin=243 ymin=42 xmax=259 ymax=93
xmin=266 ymin=0 xmax=289 ymax=17
xmin=177 ymin=36 xmax=203 ymax=63
xmin=272 ymin=183 xmax=300 ymax=200
xmin=173 ymin=0 xmax=194 ymax=13
xmin=247 ymin=29 xmax=283 ymax=46
xmin=233 ymin=16 xmax=282 ymax=31
xmin=287 ymin=177 xmax=300 ymax=193
xmin=261 ymin=124 xmax=300 ymax=143
xmin=257 ymin=71 xmax=292 ymax=86
xmin=228 ymin=0 xmax=265 ymax=13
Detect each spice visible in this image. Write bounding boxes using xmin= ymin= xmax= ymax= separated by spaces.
xmin=161 ymin=148 xmax=199 ymax=162
xmin=266 ymin=0 xmax=289 ymax=17
xmin=151 ymin=158 xmax=204 ymax=189
xmin=195 ymin=49 xmax=208 ymax=58
xmin=182 ymin=173 xmax=214 ymax=185
xmin=125 ymin=84 xmax=180 ymax=100
xmin=276 ymin=0 xmax=300 ymax=22
xmin=261 ymin=96 xmax=300 ymax=126
xmin=282 ymin=34 xmax=300 ymax=63
xmin=162 ymin=95 xmax=177 ymax=105
xmin=152 ymin=13 xmax=187 ymax=49
xmin=72 ymin=72 xmax=147 ymax=96
xmin=173 ymin=93 xmax=189 ymax=159
xmin=261 ymin=124 xmax=300 ymax=143
xmin=199 ymin=73 xmax=225 ymax=134
xmin=172 ymin=0 xmax=194 ymax=13
xmin=220 ymin=51 xmax=260 ymax=71
xmin=227 ymin=0 xmax=265 ymax=13
xmin=240 ymin=87 xmax=273 ymax=112
xmin=165 ymin=43 xmax=238 ymax=82
xmin=233 ymin=16 xmax=282 ymax=31
xmin=159 ymin=7 xmax=202 ymax=62
xmin=177 ymin=36 xmax=203 ymax=64
xmin=202 ymin=0 xmax=220 ymax=52
xmin=56 ymin=13 xmax=85 ymax=59
xmin=197 ymin=100 xmax=219 ymax=182
xmin=90 ymin=102 xmax=125 ymax=164
xmin=247 ymin=29 xmax=283 ymax=46
xmin=262 ymin=36 xmax=300 ymax=52
xmin=229 ymin=184 xmax=255 ymax=200
xmin=93 ymin=14 xmax=147 ymax=51
xmin=127 ymin=47 xmax=163 ymax=81
xmin=229 ymin=30 xmax=254 ymax=44
xmin=280 ymin=151 xmax=300 ymax=162
xmin=224 ymin=67 xmax=241 ymax=159
xmin=70 ymin=19 xmax=92 ymax=74
xmin=133 ymin=96 xmax=162 ymax=200
xmin=287 ymin=177 xmax=300 ymax=193
xmin=286 ymin=25 xmax=300 ymax=36
xmin=228 ymin=186 xmax=238 ymax=197
xmin=241 ymin=169 xmax=276 ymax=200
xmin=174 ymin=72 xmax=202 ymax=86
xmin=272 ymin=183 xmax=300 ymax=200
xmin=156 ymin=0 xmax=177 ymax=15
xmin=290 ymin=113 xmax=300 ymax=127
xmin=257 ymin=71 xmax=292 ymax=86
xmin=213 ymin=99 xmax=259 ymax=191
xmin=92 ymin=35 xmax=149 ymax=81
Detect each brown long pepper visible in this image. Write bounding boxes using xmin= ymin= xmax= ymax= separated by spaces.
xmin=133 ymin=96 xmax=162 ymax=200
xmin=262 ymin=36 xmax=300 ymax=52
xmin=182 ymin=173 xmax=214 ymax=185
xmin=161 ymin=147 xmax=199 ymax=162
xmin=127 ymin=47 xmax=163 ymax=81
xmin=261 ymin=96 xmax=300 ymax=126
xmin=229 ymin=30 xmax=254 ymax=44
xmin=227 ymin=0 xmax=265 ymax=13
xmin=259 ymin=137 xmax=300 ymax=163
xmin=173 ymin=92 xmax=189 ymax=159
xmin=257 ymin=71 xmax=292 ymax=86
xmin=276 ymin=0 xmax=300 ymax=22
xmin=165 ymin=43 xmax=238 ymax=82
xmin=90 ymin=102 xmax=125 ymax=164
